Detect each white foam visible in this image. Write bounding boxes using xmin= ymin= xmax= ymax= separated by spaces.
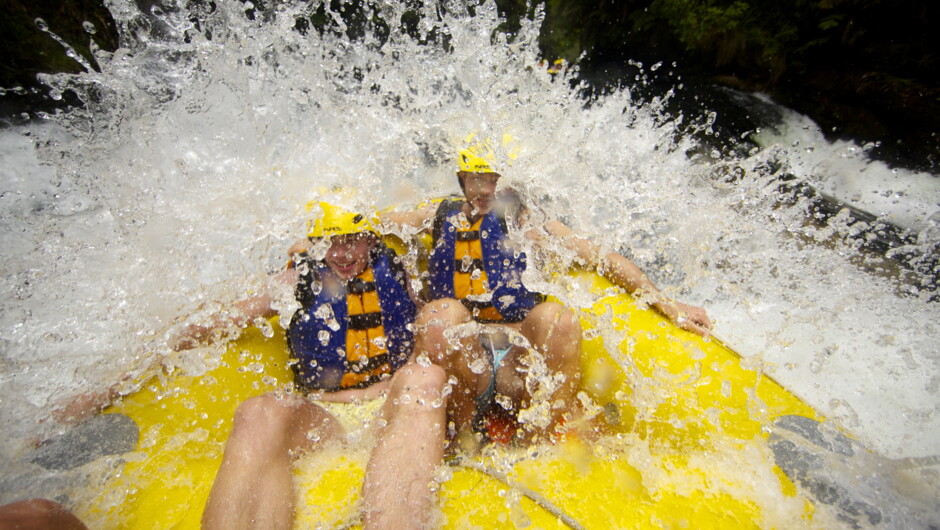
xmin=0 ymin=1 xmax=937 ymax=522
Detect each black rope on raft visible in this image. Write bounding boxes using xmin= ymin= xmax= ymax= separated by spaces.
xmin=450 ymin=457 xmax=586 ymax=530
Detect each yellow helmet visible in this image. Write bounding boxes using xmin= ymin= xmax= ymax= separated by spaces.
xmin=457 ymin=132 xmax=498 ymax=173
xmin=458 ymin=149 xmax=495 ymax=174
xmin=547 ymin=58 xmax=566 ymax=75
xmin=457 ymin=133 xmax=518 ymax=173
xmin=307 ymin=201 xmax=375 ymax=238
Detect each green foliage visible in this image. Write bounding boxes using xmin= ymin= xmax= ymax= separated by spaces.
xmin=643 ymin=0 xmax=752 ymax=48
xmin=818 ymin=14 xmax=844 ymax=31
xmin=536 ymin=0 xmax=594 ymax=61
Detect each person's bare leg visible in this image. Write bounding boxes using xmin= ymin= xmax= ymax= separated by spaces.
xmin=0 ymin=499 xmax=88 ymax=530
xmin=361 ymin=363 xmax=448 ymax=529
xmin=413 ymin=299 xmax=490 ymax=434
xmin=498 ymin=302 xmax=582 ymax=439
xmin=202 ymin=393 xmax=343 ymax=530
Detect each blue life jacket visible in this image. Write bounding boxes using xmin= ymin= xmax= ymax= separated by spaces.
xmin=428 ymin=198 xmax=543 ymax=323
xmin=288 ymin=244 xmax=415 ymax=391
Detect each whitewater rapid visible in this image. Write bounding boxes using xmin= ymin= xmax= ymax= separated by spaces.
xmin=1 ymin=0 xmax=937 ymax=524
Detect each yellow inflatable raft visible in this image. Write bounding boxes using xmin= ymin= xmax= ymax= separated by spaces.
xmin=78 ymin=270 xmax=825 ymax=529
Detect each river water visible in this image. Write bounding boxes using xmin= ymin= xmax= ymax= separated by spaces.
xmin=0 ymin=0 xmax=938 ymax=526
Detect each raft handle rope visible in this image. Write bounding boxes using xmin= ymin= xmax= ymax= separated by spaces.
xmin=450 ymin=457 xmax=586 ymax=530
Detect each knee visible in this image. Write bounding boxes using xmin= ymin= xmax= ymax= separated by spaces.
xmin=388 ymin=363 xmax=448 ymax=410
xmin=230 ymin=394 xmax=300 ymax=445
xmin=554 ymin=305 xmax=582 ymax=343
xmin=414 ymin=299 xmax=476 ymax=363
xmin=416 ymin=298 xmax=469 ymax=328
xmin=531 ymin=302 xmax=582 ymax=341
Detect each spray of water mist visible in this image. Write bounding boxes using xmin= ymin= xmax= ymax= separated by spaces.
xmin=1 ymin=0 xmax=938 ymax=526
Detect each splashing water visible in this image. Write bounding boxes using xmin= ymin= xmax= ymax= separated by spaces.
xmin=1 ymin=0 xmax=938 ymax=526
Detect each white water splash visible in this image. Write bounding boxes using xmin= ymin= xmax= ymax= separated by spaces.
xmin=1 ymin=0 xmax=938 ymax=525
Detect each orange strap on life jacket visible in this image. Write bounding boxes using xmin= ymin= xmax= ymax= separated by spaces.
xmin=342 ymin=268 xmax=391 ymax=388
xmin=453 ymin=217 xmax=503 ymax=321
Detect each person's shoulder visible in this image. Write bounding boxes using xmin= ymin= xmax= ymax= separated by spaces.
xmin=432 ymin=195 xmax=464 ymax=216
xmin=379 ymin=199 xmax=443 ymax=229
xmin=430 ymin=195 xmax=465 ymax=236
xmin=369 ymin=240 xmax=411 ymax=286
xmin=370 ymin=239 xmax=410 ymax=271
xmin=371 ymin=239 xmax=397 ymax=259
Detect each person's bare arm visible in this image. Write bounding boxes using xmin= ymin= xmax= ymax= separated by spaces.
xmin=286 ymin=238 xmax=310 ymax=257
xmin=51 ymin=352 xmax=165 ymax=424
xmin=537 ymin=220 xmax=712 ymax=336
xmin=170 ymin=269 xmax=299 ymax=350
xmin=53 ymin=269 xmax=301 ymax=424
xmin=379 ymin=202 xmax=437 ymax=232
xmin=52 ymin=377 xmax=131 ymax=424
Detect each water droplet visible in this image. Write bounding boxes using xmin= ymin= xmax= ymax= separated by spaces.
xmin=469 ymin=356 xmax=488 ymax=374
xmin=256 ymin=319 xmax=274 ymax=338
xmin=721 ymin=380 xmax=731 ymax=398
